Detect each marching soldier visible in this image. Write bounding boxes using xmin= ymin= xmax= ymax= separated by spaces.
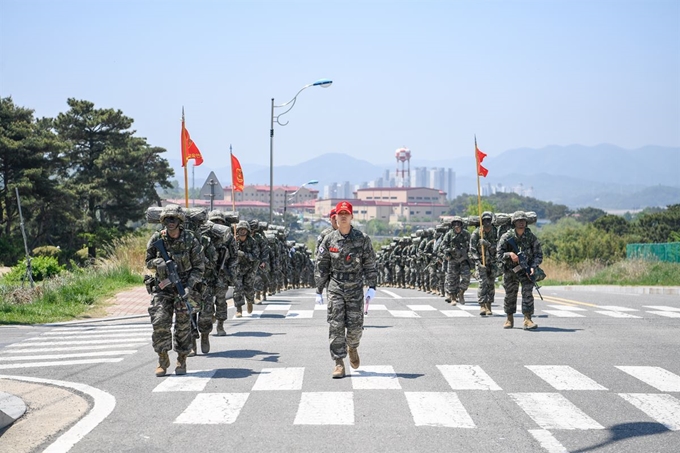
xmin=442 ymin=216 xmax=471 ymax=305
xmin=469 ymin=211 xmax=499 ymax=316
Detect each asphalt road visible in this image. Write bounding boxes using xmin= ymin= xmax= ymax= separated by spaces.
xmin=1 ymin=286 xmax=679 ymax=453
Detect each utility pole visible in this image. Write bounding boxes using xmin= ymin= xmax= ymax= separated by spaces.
xmin=15 ymin=188 xmax=35 ymax=288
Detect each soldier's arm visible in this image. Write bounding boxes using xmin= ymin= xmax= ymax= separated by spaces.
xmin=314 ymin=235 xmax=331 ymax=292
xmin=187 ymin=234 xmax=206 ymax=290
xmin=361 ymin=235 xmax=378 ymax=288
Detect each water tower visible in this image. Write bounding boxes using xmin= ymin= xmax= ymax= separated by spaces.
xmin=395 ymin=147 xmax=411 ymax=187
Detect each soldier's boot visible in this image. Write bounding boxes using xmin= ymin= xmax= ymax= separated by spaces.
xmin=348 ymin=346 xmax=360 ymax=369
xmin=201 ymin=332 xmax=210 ymax=354
xmin=246 ymin=300 xmax=254 ymax=314
xmin=155 ymin=351 xmax=170 ymax=377
xmin=523 ymin=314 xmax=538 ymax=330
xmin=235 ymin=307 xmax=242 ymax=318
xmin=479 ymin=304 xmax=487 ymax=316
xmin=255 ymin=291 xmax=261 ymax=301
xmin=445 ymin=294 xmax=452 ymax=303
xmin=216 ymin=320 xmax=227 ymax=336
xmin=504 ymin=314 xmax=514 ymax=329
xmin=263 ymin=293 xmax=267 ymax=301
xmin=188 ymin=338 xmax=197 ymax=357
xmin=332 ymin=358 xmax=345 ymax=379
xmin=485 ymin=303 xmax=493 ymax=316
xmin=175 ymin=354 xmax=187 ymax=375
xmin=458 ymin=290 xmax=466 ymax=305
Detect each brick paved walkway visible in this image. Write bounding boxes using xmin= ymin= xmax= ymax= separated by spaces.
xmin=104 ymin=286 xmax=150 ymax=318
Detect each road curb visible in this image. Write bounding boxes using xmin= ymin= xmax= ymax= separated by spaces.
xmin=0 ymin=391 xmax=27 ymax=430
xmin=547 ymin=285 xmax=680 ymax=295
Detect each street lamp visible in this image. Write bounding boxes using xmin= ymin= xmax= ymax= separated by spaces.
xmin=269 ymin=79 xmax=332 ymax=223
xmin=283 ymin=179 xmax=319 ymax=215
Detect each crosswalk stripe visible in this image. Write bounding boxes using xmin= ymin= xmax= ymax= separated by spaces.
xmin=546 ymin=305 xmax=588 ymax=311
xmin=0 ymin=358 xmax=123 ymax=369
xmin=388 ymin=310 xmax=420 ymax=318
xmin=41 ymin=328 xmax=151 ymax=335
xmin=407 ymin=305 xmax=438 ymax=311
xmin=441 ymin=310 xmax=474 ymax=318
xmin=7 ymin=338 xmax=149 ymax=347
xmin=597 ymin=306 xmax=638 ymax=312
xmin=543 ymin=310 xmax=585 ymax=318
xmin=252 ymin=367 xmax=304 ymax=391
xmin=528 ymin=429 xmax=569 ymax=453
xmin=285 ymin=310 xmax=314 ymax=318
xmin=643 ymin=306 xmax=680 ymax=312
xmin=526 ymin=365 xmax=608 ymax=390
xmin=405 ymin=392 xmax=475 ymax=428
xmin=595 ymin=311 xmax=642 ymax=318
xmin=350 ymin=365 xmax=401 ymax=389
xmin=0 ymin=351 xmax=136 ymax=361
xmin=647 ymin=311 xmax=680 ymax=318
xmin=509 ymin=393 xmax=604 ymax=430
xmin=174 ymin=393 xmax=249 ymax=424
xmin=0 ymin=343 xmax=146 ymax=353
xmin=619 ymin=393 xmax=680 ymax=431
xmin=437 ymin=365 xmax=502 ymax=390
xmin=294 ymin=392 xmax=354 ymax=425
xmin=380 ymin=289 xmax=402 ymax=299
xmin=152 ymin=370 xmax=217 ymax=392
xmin=34 ymin=332 xmax=151 ymax=340
xmin=264 ymin=304 xmax=291 ymax=311
xmin=616 ymin=366 xmax=680 ymax=391
xmin=47 ymin=324 xmax=150 ymax=332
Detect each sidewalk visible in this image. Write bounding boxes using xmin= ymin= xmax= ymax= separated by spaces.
xmin=103 ymin=285 xmax=150 ymax=319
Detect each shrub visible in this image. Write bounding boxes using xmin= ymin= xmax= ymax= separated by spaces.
xmin=1 ymin=256 xmax=65 ymax=284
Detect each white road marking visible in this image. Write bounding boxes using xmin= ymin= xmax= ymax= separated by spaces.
xmin=457 ymin=305 xmax=480 ymax=311
xmin=438 ymin=365 xmax=502 ymax=390
xmin=349 ymin=365 xmax=401 ymax=389
xmin=264 ymin=304 xmax=291 ymax=311
xmin=152 ymin=369 xmax=217 ymax=392
xmin=616 ymin=366 xmax=680 ymax=392
xmin=0 ymin=374 xmax=116 ymax=453
xmin=294 ymin=392 xmax=354 ymax=425
xmin=526 ymin=365 xmax=608 ymax=390
xmin=405 ymin=392 xmax=475 ymax=428
xmin=314 ymin=304 xmax=326 ymax=310
xmin=543 ymin=310 xmax=585 ymax=318
xmin=0 ymin=351 xmax=136 ymax=361
xmin=33 ymin=332 xmax=151 ymax=340
xmin=441 ymin=310 xmax=474 ymax=317
xmin=41 ymin=327 xmax=151 ymax=335
xmin=388 ymin=310 xmax=420 ymax=318
xmin=407 ymin=305 xmax=438 ymax=311
xmin=597 ymin=306 xmax=639 ymax=312
xmin=365 ymin=304 xmax=387 ymax=311
xmin=174 ymin=393 xmax=249 ymax=424
xmin=619 ymin=393 xmax=680 ymax=431
xmin=547 ymin=305 xmax=588 ymax=311
xmin=0 ymin=343 xmax=146 ymax=353
xmin=595 ymin=311 xmax=642 ymax=318
xmin=7 ymin=338 xmax=151 ymax=347
xmin=644 ymin=306 xmax=680 ymax=312
xmin=252 ymin=367 xmax=304 ymax=391
xmin=509 ymin=393 xmax=604 ymax=430
xmin=648 ymin=311 xmax=680 ymax=318
xmin=46 ymin=324 xmax=150 ymax=331
xmin=379 ymin=289 xmax=402 ymax=299
xmin=0 ymin=358 xmax=123 ymax=369
xmin=285 ymin=310 xmax=314 ymax=318
xmin=528 ymin=429 xmax=569 ymax=453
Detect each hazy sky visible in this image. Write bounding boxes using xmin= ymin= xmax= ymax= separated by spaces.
xmin=2 ymin=0 xmax=678 ymax=170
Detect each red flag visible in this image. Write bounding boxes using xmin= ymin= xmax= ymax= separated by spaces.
xmin=231 ymin=153 xmax=244 ymax=192
xmin=476 ymin=145 xmax=488 ymax=177
xmin=181 ymin=123 xmax=203 ymax=167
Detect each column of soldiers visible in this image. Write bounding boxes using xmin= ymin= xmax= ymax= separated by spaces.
xmin=376 ymin=210 xmax=543 ymax=327
xmin=144 ymin=204 xmax=316 ymax=376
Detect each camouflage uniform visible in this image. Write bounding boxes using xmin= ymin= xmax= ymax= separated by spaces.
xmin=442 ymin=217 xmax=471 ymax=303
xmin=496 ymin=212 xmax=543 ymax=320
xmin=315 ymin=226 xmax=378 ymax=361
xmin=469 ymin=212 xmax=499 ymax=315
xmin=234 ymin=221 xmax=259 ymax=313
xmin=145 ymin=212 xmax=205 ymax=361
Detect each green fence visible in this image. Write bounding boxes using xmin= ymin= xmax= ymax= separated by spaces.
xmin=626 ymin=242 xmax=680 ymax=263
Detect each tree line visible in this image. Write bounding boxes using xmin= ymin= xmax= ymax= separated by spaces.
xmin=0 ymin=97 xmax=174 ymax=266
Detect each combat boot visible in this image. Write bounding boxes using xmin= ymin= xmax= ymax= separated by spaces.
xmin=485 ymin=303 xmax=493 ymax=316
xmin=188 ymin=338 xmax=197 ymax=357
xmin=263 ymin=293 xmax=267 ymax=301
xmin=348 ymin=346 xmax=360 ymax=369
xmin=216 ymin=320 xmax=226 ymax=336
xmin=479 ymin=304 xmax=487 ymax=316
xmin=458 ymin=290 xmax=466 ymax=305
xmin=504 ymin=314 xmax=514 ymax=329
xmin=155 ymin=351 xmax=170 ymax=377
xmin=235 ymin=307 xmax=242 ymax=318
xmin=523 ymin=314 xmax=538 ymax=330
xmin=201 ymin=332 xmax=210 ymax=354
xmin=175 ymin=354 xmax=187 ymax=375
xmin=332 ymin=358 xmax=345 ymax=379
xmin=247 ymin=300 xmax=254 ymax=314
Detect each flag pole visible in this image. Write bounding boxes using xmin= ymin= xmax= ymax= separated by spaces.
xmin=182 ymin=107 xmax=189 ymax=208
xmin=475 ymin=135 xmax=486 ymax=267
xmin=230 ymin=144 xmax=236 ymax=212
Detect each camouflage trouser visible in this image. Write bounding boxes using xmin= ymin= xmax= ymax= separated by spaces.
xmin=476 ymin=263 xmax=496 ymax=304
xmin=257 ymin=266 xmax=270 ymax=293
xmin=233 ymin=267 xmax=255 ymax=308
xmin=198 ymin=277 xmax=230 ymax=332
xmin=446 ymin=259 xmax=471 ymax=296
xmin=395 ymin=264 xmax=405 ymax=287
xmin=327 ymin=282 xmax=364 ymax=360
xmin=148 ymin=291 xmax=193 ymax=355
xmin=502 ymin=271 xmax=535 ymax=315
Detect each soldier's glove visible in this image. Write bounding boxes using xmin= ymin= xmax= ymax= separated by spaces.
xmin=238 ymin=250 xmax=245 ymax=258
xmin=365 ymin=288 xmax=376 ymax=302
xmin=153 ymin=258 xmax=167 ymax=273
xmin=315 ymin=293 xmax=324 ymax=305
xmin=480 ymin=239 xmax=491 ymax=247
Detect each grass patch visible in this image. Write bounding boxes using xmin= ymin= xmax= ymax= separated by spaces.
xmin=582 ymin=260 xmax=680 ymax=286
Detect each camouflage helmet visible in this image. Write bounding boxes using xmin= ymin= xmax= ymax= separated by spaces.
xmin=235 ymin=220 xmax=251 ymax=233
xmin=259 ymin=221 xmax=268 ymax=230
xmin=208 ymin=210 xmax=224 ymax=223
xmin=481 ymin=211 xmax=493 ymax=221
xmin=511 ymin=211 xmax=528 ymax=225
xmin=249 ymin=219 xmax=259 ymax=231
xmin=451 ymin=215 xmax=464 ymax=226
xmin=160 ymin=204 xmax=186 ymax=223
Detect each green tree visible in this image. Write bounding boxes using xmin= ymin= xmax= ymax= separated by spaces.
xmin=574 ymin=207 xmax=607 ymax=223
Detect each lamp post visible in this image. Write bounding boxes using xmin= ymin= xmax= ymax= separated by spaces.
xmin=269 ymin=79 xmax=332 ymax=223
xmin=283 ymin=179 xmax=319 ymax=215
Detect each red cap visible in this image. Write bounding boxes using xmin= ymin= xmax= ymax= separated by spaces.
xmin=329 ymin=209 xmax=337 ymax=218
xmin=335 ymin=201 xmax=353 ymax=215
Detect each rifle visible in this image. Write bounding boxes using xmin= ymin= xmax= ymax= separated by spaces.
xmin=507 ymin=237 xmax=543 ymax=300
xmin=152 ymin=239 xmax=200 ymax=338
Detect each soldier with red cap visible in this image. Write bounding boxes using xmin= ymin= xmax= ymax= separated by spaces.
xmin=315 ymin=201 xmax=378 ymax=378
